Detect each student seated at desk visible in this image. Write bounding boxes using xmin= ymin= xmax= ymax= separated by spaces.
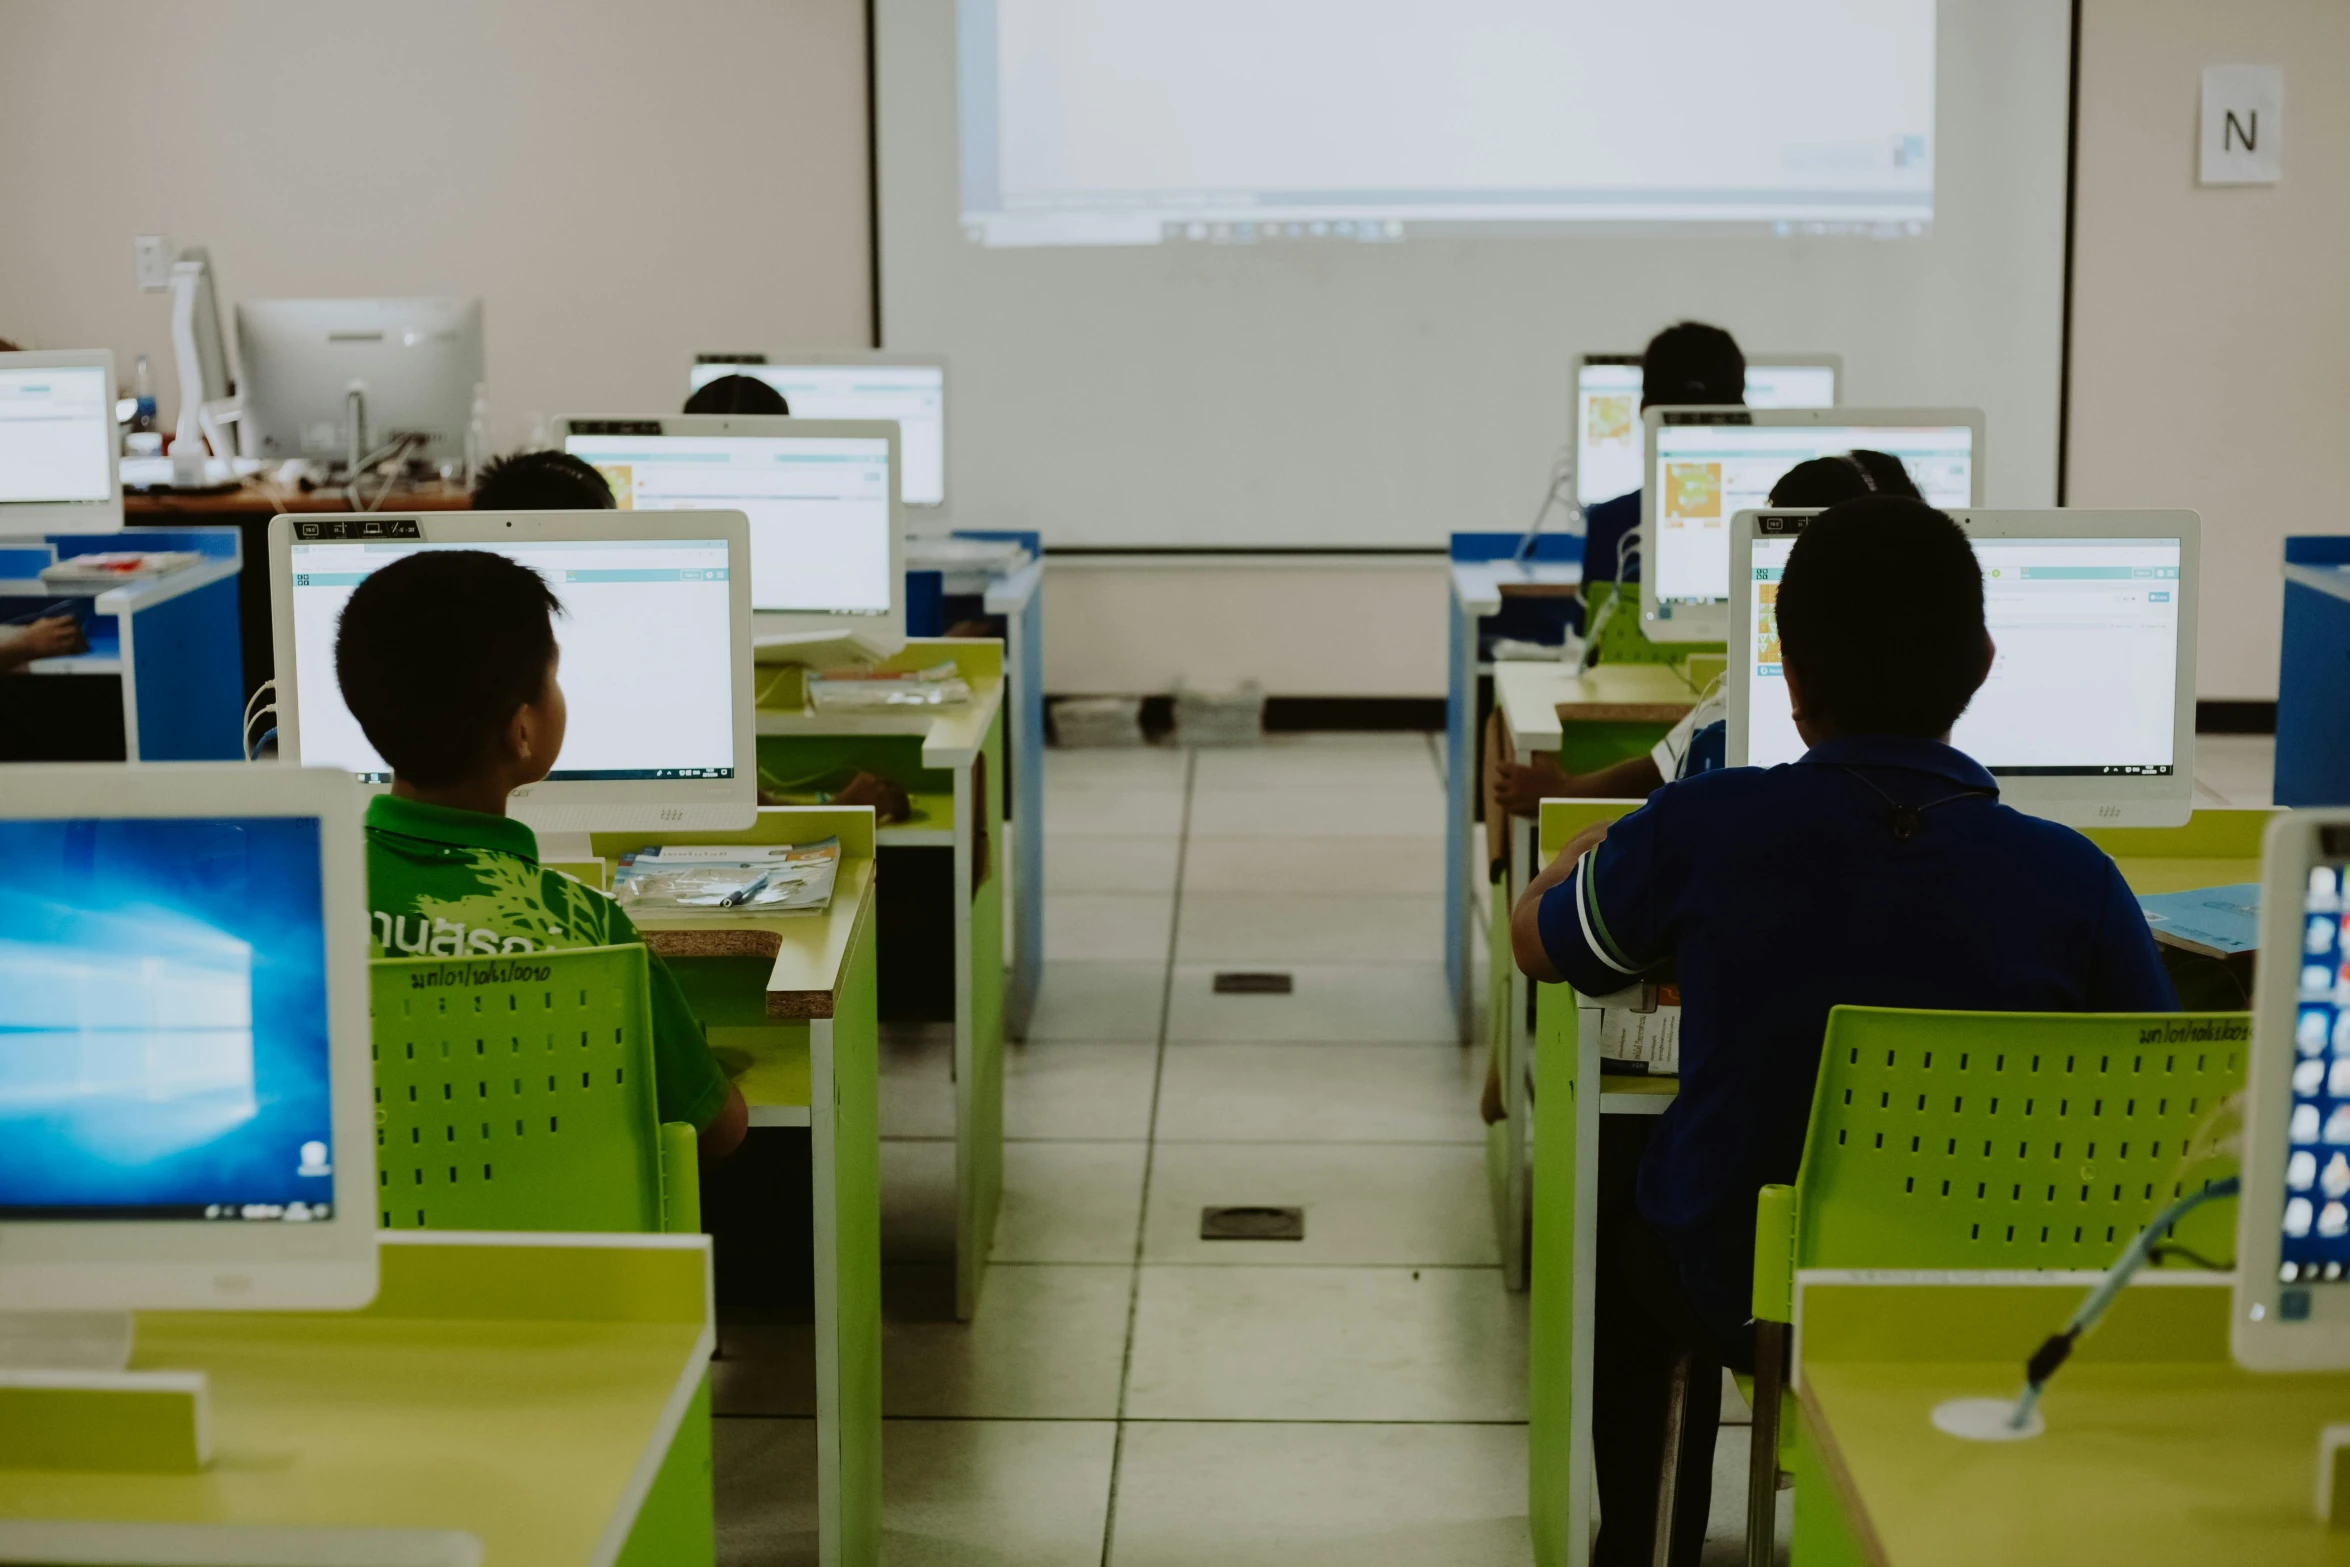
xmin=1494 ymin=450 xmax=1922 ymax=811
xmin=0 ymin=613 xmax=85 ymax=669
xmin=1582 ymin=320 xmax=1746 ymax=592
xmin=471 ymin=449 xmax=616 ymax=509
xmin=1510 ymin=496 xmax=2175 ymax=1567
xmin=683 ymin=373 xmax=788 ymax=416
xmin=336 ymin=549 xmax=750 ymax=1157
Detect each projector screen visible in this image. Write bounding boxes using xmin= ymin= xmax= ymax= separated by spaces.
xmin=880 ymin=0 xmax=2069 ymax=549
xmin=960 ymin=0 xmax=1936 ymax=248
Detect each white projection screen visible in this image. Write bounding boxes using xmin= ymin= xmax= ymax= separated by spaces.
xmin=878 ymin=0 xmax=2070 ymax=550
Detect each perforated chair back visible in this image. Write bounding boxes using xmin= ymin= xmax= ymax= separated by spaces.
xmin=1793 ymin=1006 xmax=2247 ymax=1276
xmin=371 ymin=945 xmax=684 ymax=1233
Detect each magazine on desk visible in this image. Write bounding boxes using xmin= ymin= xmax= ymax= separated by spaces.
xmin=612 ymin=839 xmax=839 ymax=917
xmin=1586 ymin=981 xmax=1682 ymax=1075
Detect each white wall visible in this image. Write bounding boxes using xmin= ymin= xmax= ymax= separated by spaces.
xmin=0 ymin=0 xmax=871 ymax=452
xmin=2068 ymin=0 xmax=2350 ymax=701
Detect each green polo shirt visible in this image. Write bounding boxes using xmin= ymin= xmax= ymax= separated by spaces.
xmin=362 ymin=793 xmax=732 ymax=1131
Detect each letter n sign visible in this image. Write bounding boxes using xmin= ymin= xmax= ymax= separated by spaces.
xmin=2201 ymin=65 xmax=2283 ymax=186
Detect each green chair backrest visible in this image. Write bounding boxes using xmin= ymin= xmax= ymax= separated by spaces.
xmin=1789 ymin=1006 xmax=2247 ymax=1280
xmin=371 ymin=944 xmax=695 ymax=1234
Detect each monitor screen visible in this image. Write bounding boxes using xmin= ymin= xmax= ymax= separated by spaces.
xmin=565 ymin=434 xmax=894 ymax=615
xmin=0 ymin=815 xmax=337 ymax=1222
xmin=1743 ymin=533 xmax=2183 ymax=775
xmin=286 ymin=537 xmax=739 ymax=784
xmin=689 ymin=364 xmax=946 ymax=507
xmin=1573 ymin=361 xmax=1837 ymax=507
xmin=1653 ymin=420 xmax=1975 ymax=607
xmin=2285 ymin=856 xmax=2350 ymax=1285
xmin=0 ymin=363 xmax=113 ymax=506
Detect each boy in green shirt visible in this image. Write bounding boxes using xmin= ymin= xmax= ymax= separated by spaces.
xmin=336 ymin=549 xmax=749 ymax=1156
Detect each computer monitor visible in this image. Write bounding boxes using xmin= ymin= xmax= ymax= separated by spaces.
xmin=0 ymin=349 xmax=123 ymax=536
xmin=176 ymin=247 xmax=236 ymax=407
xmin=269 ymin=510 xmax=758 ymax=833
xmin=0 ymin=762 xmax=375 ymax=1316
xmin=236 ymin=298 xmax=484 ymax=468
xmin=1726 ymin=507 xmax=2199 ymax=828
xmin=1570 ymin=352 xmax=1840 ymax=508
xmin=554 ymin=415 xmax=905 ymax=654
xmin=1642 ymin=406 xmax=1983 ymax=643
xmin=689 ymin=353 xmax=948 ymax=510
xmin=2237 ymin=809 xmax=2350 ymax=1371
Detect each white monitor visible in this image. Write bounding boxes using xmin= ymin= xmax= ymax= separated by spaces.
xmin=1726 ymin=507 xmax=2199 ymax=828
xmin=690 ymin=354 xmax=948 ymax=510
xmin=270 ymin=510 xmax=759 ymax=833
xmin=0 ymin=349 xmax=123 ymax=536
xmin=1570 ymin=353 xmax=1840 ymax=509
xmin=0 ymin=762 xmax=376 ymax=1313
xmin=1641 ymin=406 xmax=1983 ymax=643
xmin=555 ymin=415 xmax=905 ymax=654
xmin=236 ymin=298 xmax=484 ymax=468
xmin=2237 ymin=809 xmax=2350 ymax=1371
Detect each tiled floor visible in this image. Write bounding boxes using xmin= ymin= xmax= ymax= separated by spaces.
xmin=2194 ymin=733 xmax=2275 ymax=808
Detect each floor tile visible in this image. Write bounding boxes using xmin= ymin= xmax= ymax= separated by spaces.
xmin=1028 ymin=961 xmax=1167 ymax=1041
xmin=1044 ymin=789 xmax=1187 ymax=839
xmin=1108 ymin=1422 xmax=1533 ymax=1567
xmin=1044 ymin=746 xmax=1192 ymax=791
xmin=2194 ymin=733 xmax=2275 ymax=809
xmin=1174 ymin=893 xmax=1443 ymax=965
xmin=878 ymin=1025 xmax=954 ymax=1140
xmin=1182 ymin=835 xmax=1445 ymax=897
xmin=882 ymin=1138 xmax=957 ymax=1262
xmin=1046 ymin=893 xmax=1177 ymax=962
xmin=1154 ymin=1042 xmax=1484 ymax=1144
xmin=1124 ymin=1265 xmax=1525 ymax=1420
xmin=1143 ymin=1142 xmax=1496 ymax=1266
xmin=1191 ymin=744 xmax=1444 ymax=795
xmin=715 ymin=1264 xmax=1135 ymax=1419
xmin=1163 ymin=963 xmax=1457 ymax=1044
xmin=716 ymin=1417 xmax=1118 ymax=1567
xmin=1005 ymin=1042 xmax=1159 ymax=1140
xmin=995 ymin=1140 xmax=1148 ymax=1263
xmin=1045 ymin=835 xmax=1182 ymax=894
xmin=1187 ymin=789 xmax=1441 ymax=840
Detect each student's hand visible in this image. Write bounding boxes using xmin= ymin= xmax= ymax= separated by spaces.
xmin=1492 ymin=756 xmax=1573 ymax=817
xmin=699 ymin=1082 xmax=750 ymax=1160
xmin=0 ymin=615 xmax=85 ymax=669
xmin=1511 ymin=817 xmax=1615 ymax=983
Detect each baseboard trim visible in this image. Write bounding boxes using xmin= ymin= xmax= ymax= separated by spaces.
xmin=2198 ymin=700 xmax=2276 ymax=735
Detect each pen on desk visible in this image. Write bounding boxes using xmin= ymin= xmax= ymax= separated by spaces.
xmin=721 ymin=868 xmax=777 ymax=908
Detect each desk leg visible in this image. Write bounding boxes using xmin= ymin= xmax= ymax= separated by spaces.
xmin=953 ymin=725 xmax=1009 ymax=1323
xmin=1006 ymin=588 xmax=1045 ymax=1039
xmin=1528 ymin=987 xmax=1602 ymax=1567
xmin=1500 ymin=815 xmax=1536 ymax=1292
xmin=1446 ymin=590 xmax=1477 ymax=1044
xmin=811 ymin=918 xmax=883 ymax=1567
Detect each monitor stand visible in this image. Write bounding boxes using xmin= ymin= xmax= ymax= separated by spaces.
xmin=0 ymin=1311 xmax=212 ymax=1472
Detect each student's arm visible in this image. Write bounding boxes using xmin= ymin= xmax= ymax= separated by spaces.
xmin=640 ymin=945 xmax=747 ymax=1154
xmin=1511 ymin=817 xmax=1610 ymax=980
xmin=2085 ymin=859 xmax=2181 ymax=1012
xmin=1493 ymin=753 xmax=1665 ymax=815
xmin=1510 ymin=799 xmax=1674 ymax=991
xmin=701 ymin=1082 xmax=750 ymax=1159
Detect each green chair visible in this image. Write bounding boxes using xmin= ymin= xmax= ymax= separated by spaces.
xmin=1737 ymin=1005 xmax=2247 ymax=1567
xmin=371 ymin=944 xmax=702 ymax=1234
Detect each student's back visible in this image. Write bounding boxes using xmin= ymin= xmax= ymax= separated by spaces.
xmin=1583 ymin=320 xmax=1745 ymax=585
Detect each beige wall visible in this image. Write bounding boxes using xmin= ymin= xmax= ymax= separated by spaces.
xmin=2069 ymin=0 xmax=2350 ymax=700
xmin=0 ymin=0 xmax=871 ymax=453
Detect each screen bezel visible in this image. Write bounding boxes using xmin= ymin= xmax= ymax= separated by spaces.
xmin=268 ymin=509 xmax=759 ymax=834
xmin=2237 ymin=809 xmax=2350 ymax=1371
xmin=0 ymin=348 xmax=125 ymax=537
xmin=688 ymin=351 xmax=949 ymax=513
xmin=553 ymin=414 xmax=906 ymax=655
xmin=0 ymin=762 xmax=376 ymax=1311
xmin=1640 ymin=405 xmax=1986 ymax=644
xmin=1568 ymin=352 xmax=1843 ymax=508
xmin=1724 ymin=506 xmax=2198 ymax=828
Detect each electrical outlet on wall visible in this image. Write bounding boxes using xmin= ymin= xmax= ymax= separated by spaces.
xmin=133 ymin=235 xmax=175 ymax=292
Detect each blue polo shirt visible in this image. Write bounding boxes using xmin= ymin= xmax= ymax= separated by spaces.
xmin=1583 ymin=490 xmax=1641 ymax=583
xmin=1536 ymin=734 xmax=2176 ymax=1342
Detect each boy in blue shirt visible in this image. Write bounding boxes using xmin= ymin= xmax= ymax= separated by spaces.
xmin=1513 ymin=496 xmax=2174 ymax=1566
xmin=1580 ymin=321 xmax=1747 ymax=592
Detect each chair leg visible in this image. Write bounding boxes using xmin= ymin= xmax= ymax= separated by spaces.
xmin=1652 ymin=1351 xmax=1691 ymax=1567
xmin=1747 ymin=1322 xmax=1789 ymax=1567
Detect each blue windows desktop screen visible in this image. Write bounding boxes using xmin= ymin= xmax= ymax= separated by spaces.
xmin=0 ymin=817 xmax=337 ymax=1221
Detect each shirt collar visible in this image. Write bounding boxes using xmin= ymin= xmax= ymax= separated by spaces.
xmin=1793 ymin=733 xmax=1999 ymax=795
xmin=364 ymin=793 xmax=541 ymax=862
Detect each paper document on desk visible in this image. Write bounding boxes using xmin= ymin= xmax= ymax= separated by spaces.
xmin=613 ymin=839 xmax=839 ymax=917
xmin=808 ymin=662 xmax=971 ymax=711
xmin=1588 ymin=981 xmax=1681 ymax=1075
xmin=2137 ymin=883 xmax=2259 ymax=958
xmin=40 ymin=551 xmax=201 ymax=584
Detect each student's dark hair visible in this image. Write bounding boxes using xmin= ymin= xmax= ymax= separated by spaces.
xmin=1767 ymin=450 xmax=1922 ymax=509
xmin=683 ymin=374 xmax=790 ymax=416
xmin=335 ymin=550 xmax=565 ymax=787
xmin=1774 ymin=496 xmax=1987 ymax=738
xmin=1640 ymin=321 xmax=1745 ymax=409
xmin=471 ymin=449 xmax=614 ymax=511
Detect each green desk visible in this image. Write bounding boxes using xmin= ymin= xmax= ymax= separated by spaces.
xmin=755 ymin=639 xmax=1007 ymax=1322
xmin=0 ymin=1233 xmax=714 ymax=1567
xmin=582 ymin=807 xmax=883 ymax=1567
xmin=1793 ymin=1274 xmax=2350 ymax=1566
xmin=1524 ymin=803 xmax=2274 ymax=1567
